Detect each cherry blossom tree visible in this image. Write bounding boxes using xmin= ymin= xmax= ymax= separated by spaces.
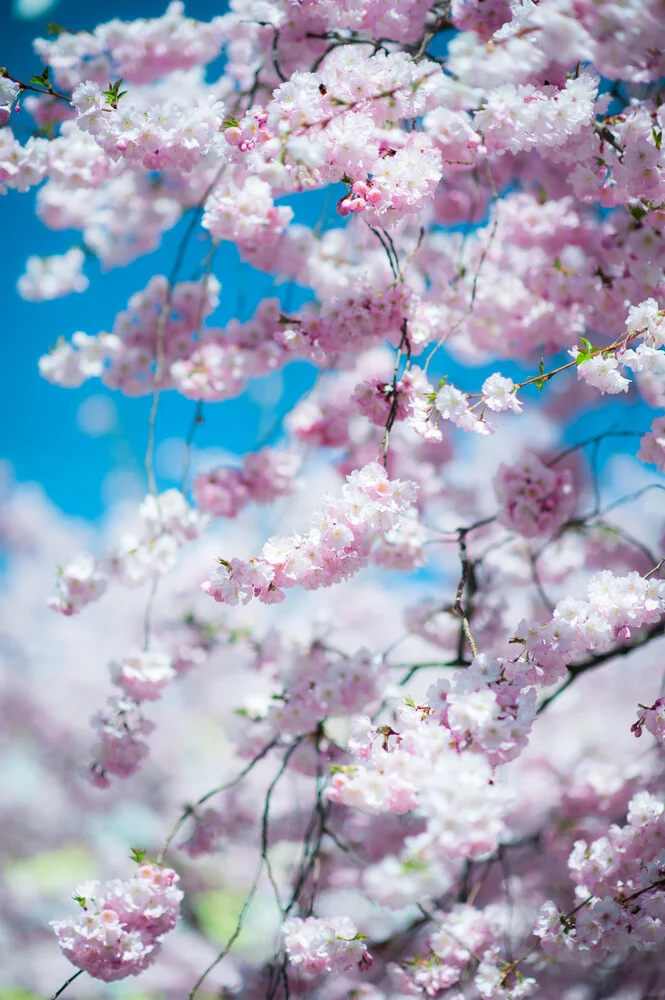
xmin=2 ymin=1 xmax=665 ymax=997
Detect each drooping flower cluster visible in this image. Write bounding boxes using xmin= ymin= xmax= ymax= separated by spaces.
xmin=47 ymin=552 xmax=108 ymax=616
xmin=282 ymin=915 xmax=371 ymax=977
xmin=535 ymin=792 xmax=665 ymax=960
xmin=110 ymin=650 xmax=176 ymax=703
xmin=17 ymin=247 xmax=88 ymax=302
xmin=327 ymin=709 xmax=508 ymax=862
xmin=201 ymin=462 xmax=420 ymax=606
xmin=48 ymin=489 xmax=206 ymax=615
xmin=494 ymin=454 xmax=575 ymax=539
xmin=39 ymin=275 xmax=221 ymax=395
xmin=240 ymin=644 xmax=383 ymax=751
xmin=87 ymin=695 xmax=154 ymax=788
xmin=193 ymin=448 xmax=300 ymax=519
xmin=517 ymin=571 xmax=665 ymax=685
xmin=52 ymin=863 xmax=183 ymax=982
xmin=428 ymin=654 xmax=537 ymax=765
xmin=638 ymin=416 xmax=665 ymax=473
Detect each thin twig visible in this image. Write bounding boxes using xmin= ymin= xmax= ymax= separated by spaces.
xmin=157 ymin=738 xmax=278 ymax=863
xmin=48 ymin=969 xmax=84 ymax=1000
xmin=188 ymin=859 xmax=263 ymax=999
xmin=1 ymin=68 xmax=71 ymax=103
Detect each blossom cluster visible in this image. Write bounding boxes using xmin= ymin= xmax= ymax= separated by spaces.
xmin=282 ymin=915 xmax=371 ymax=977
xmin=17 ymin=247 xmax=88 ymax=302
xmin=35 ymin=2 xmax=226 ymax=88
xmin=388 ymin=903 xmax=523 ymax=998
xmin=327 ymin=709 xmax=508 ymax=862
xmin=494 ymin=453 xmax=575 ymax=539
xmin=428 ymin=654 xmax=537 ymax=766
xmin=517 ymin=571 xmax=665 ymax=686
xmin=193 ymin=448 xmax=300 ymax=519
xmin=39 ymin=274 xmax=220 ymax=394
xmin=240 ymin=644 xmax=383 ymax=753
xmin=52 ymin=862 xmax=183 ymax=982
xmin=87 ymin=695 xmax=155 ymax=787
xmin=201 ymin=462 xmax=421 ymax=606
xmin=535 ymin=792 xmax=665 ymax=960
xmin=48 ymin=489 xmax=206 ymax=616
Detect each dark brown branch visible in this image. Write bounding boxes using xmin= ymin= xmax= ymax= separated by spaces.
xmin=1 ymin=67 xmax=71 ymax=104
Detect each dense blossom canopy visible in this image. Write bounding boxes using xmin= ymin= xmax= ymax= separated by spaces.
xmin=3 ymin=0 xmax=665 ymax=997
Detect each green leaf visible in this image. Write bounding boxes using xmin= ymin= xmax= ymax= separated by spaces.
xmin=72 ymin=893 xmax=87 ymax=908
xmin=404 ymin=695 xmax=416 ymax=707
xmin=402 ymin=858 xmax=427 ymax=872
xmin=629 ymin=201 xmax=649 ymax=221
xmin=129 ymin=847 xmax=147 ymax=864
xmin=47 ymin=22 xmax=66 ymax=37
xmin=28 ymin=67 xmax=50 ymax=88
xmin=534 ymin=358 xmax=547 ymax=392
xmin=653 ymin=126 xmax=662 ymax=150
xmin=222 ymin=114 xmax=239 ymax=129
xmin=574 ymin=337 xmax=594 ymax=364
xmin=103 ymin=78 xmax=127 ymax=108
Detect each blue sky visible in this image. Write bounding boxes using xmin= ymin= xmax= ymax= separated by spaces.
xmin=2 ymin=0 xmax=320 ymax=520
xmin=2 ymin=0 xmax=653 ymax=521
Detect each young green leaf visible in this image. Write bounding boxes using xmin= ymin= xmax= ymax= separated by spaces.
xmin=103 ymin=79 xmax=127 ymax=108
xmin=28 ymin=67 xmax=50 ymax=89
